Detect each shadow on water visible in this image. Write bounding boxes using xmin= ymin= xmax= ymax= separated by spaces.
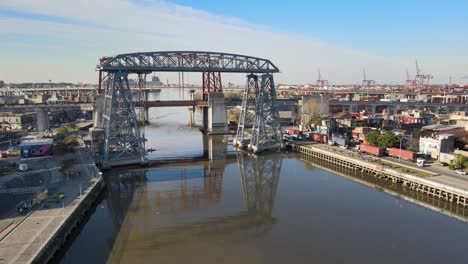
xmin=298 ymin=153 xmax=468 ymax=222
xmin=58 ymin=148 xmax=285 ymax=263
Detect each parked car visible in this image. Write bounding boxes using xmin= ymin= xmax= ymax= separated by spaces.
xmin=455 ymin=170 xmax=467 ymax=175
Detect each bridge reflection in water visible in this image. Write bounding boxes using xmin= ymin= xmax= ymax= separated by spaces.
xmin=104 ymin=150 xmax=282 ymax=262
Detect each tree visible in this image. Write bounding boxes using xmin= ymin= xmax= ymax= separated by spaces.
xmin=377 ymin=131 xmax=402 ymax=149
xmin=365 ymin=131 xmax=380 ymax=146
xmin=60 ymin=159 xmax=76 ymax=176
xmin=226 ymin=109 xmax=240 ymax=124
xmin=55 ymin=126 xmax=68 ymax=135
xmin=303 ymin=100 xmax=323 ymax=130
xmin=66 ymin=122 xmax=76 ymax=131
xmin=365 ymin=131 xmax=402 ymax=149
xmin=451 ymin=155 xmax=468 ymax=169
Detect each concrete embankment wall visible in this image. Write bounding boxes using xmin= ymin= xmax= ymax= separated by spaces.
xmin=32 ymin=177 xmax=105 ymax=263
xmin=294 ymin=145 xmax=468 ymax=207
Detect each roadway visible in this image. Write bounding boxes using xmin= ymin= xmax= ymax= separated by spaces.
xmin=321 ymin=144 xmax=468 ymax=191
xmin=328 ymin=100 xmax=468 ymax=108
xmin=1 ymin=97 xmax=467 ymax=113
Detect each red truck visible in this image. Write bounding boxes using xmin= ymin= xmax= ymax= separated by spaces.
xmin=360 ymin=144 xmax=384 ymax=157
xmin=388 ymin=148 xmax=416 ymax=161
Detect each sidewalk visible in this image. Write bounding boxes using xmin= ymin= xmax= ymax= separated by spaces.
xmin=0 ymin=148 xmax=101 ymax=263
xmin=317 ymin=144 xmax=468 ymax=192
xmin=0 ymin=176 xmax=99 ymax=264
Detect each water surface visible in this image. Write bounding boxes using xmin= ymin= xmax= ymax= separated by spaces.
xmin=59 ymin=89 xmax=468 ymax=263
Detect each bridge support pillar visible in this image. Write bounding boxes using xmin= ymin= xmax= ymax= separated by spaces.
xmin=207 ymin=92 xmax=228 ymax=134
xmin=93 ymin=95 xmax=104 ymax=128
xmin=189 ymin=108 xmax=195 ymax=127
xmin=234 ymin=74 xmax=259 ymax=148
xmin=202 ymin=107 xmax=208 ymax=130
xmin=101 ymin=71 xmax=146 ymax=168
xmin=290 ymin=105 xmax=297 ymax=125
xmin=249 ymin=73 xmax=283 ymax=153
xmin=36 ymin=109 xmax=49 ymax=132
xmin=142 ymin=107 xmax=149 ymax=123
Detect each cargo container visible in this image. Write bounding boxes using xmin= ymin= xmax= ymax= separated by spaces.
xmin=321 ymin=135 xmax=328 ymax=144
xmin=388 ymin=148 xmax=416 ymax=161
xmin=360 ymin=144 xmax=384 ymax=157
xmin=285 ymin=128 xmax=300 ymax=135
xmin=313 ymin=133 xmax=322 ymax=142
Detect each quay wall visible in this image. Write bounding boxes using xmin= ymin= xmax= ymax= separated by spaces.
xmin=32 ymin=177 xmax=106 ymax=263
xmin=294 ymin=145 xmax=468 ymax=207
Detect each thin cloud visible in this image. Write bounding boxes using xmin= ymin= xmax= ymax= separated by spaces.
xmin=0 ymin=0 xmax=465 ymax=84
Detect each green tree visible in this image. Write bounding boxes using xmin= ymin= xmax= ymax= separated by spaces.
xmin=227 ymin=109 xmax=240 ymax=124
xmin=365 ymin=131 xmax=380 ymax=146
xmin=377 ymin=132 xmax=402 ymax=149
xmin=451 ymin=155 xmax=468 ymax=169
xmin=55 ymin=126 xmax=69 ymax=135
xmin=66 ymin=122 xmax=76 ymax=131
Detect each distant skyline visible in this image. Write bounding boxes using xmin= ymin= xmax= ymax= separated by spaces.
xmin=0 ymin=0 xmax=467 ymax=85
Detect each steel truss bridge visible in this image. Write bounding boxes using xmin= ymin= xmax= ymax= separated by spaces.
xmin=96 ymin=51 xmax=283 ymax=167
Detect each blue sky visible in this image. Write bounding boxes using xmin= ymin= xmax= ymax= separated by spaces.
xmin=166 ymin=0 xmax=468 ymax=54
xmin=0 ymin=0 xmax=467 ymax=84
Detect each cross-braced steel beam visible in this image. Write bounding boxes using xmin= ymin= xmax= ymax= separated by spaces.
xmin=233 ymin=74 xmax=259 ymax=148
xmin=137 ymin=73 xmax=149 ymax=123
xmin=99 ymin=51 xmax=279 ymax=74
xmin=101 ymin=71 xmax=146 ymax=167
xmin=249 ymin=73 xmax=283 ymax=152
xmin=202 ymin=72 xmax=222 ymax=100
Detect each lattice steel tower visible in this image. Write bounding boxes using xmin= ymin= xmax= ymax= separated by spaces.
xmin=234 ymin=74 xmax=259 ymax=148
xmin=235 ymin=73 xmax=283 ymax=152
xmin=101 ymin=71 xmax=146 ymax=166
xmin=249 ymin=73 xmax=283 ymax=152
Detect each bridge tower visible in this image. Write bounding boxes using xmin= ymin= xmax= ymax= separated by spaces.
xmin=101 ymin=71 xmax=147 ymax=167
xmin=235 ymin=73 xmax=283 ymax=152
xmin=249 ymin=73 xmax=283 ymax=152
xmin=233 ymin=74 xmax=259 ymax=148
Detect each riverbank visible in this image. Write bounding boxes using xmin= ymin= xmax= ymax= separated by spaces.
xmin=0 ymin=151 xmax=103 ymax=263
xmin=294 ymin=144 xmax=468 ymax=207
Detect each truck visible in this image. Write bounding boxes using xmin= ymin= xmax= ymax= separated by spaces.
xmin=360 ymin=144 xmax=384 ymax=157
xmin=330 ymin=134 xmax=350 ymax=147
xmin=388 ymin=148 xmax=416 ymax=161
